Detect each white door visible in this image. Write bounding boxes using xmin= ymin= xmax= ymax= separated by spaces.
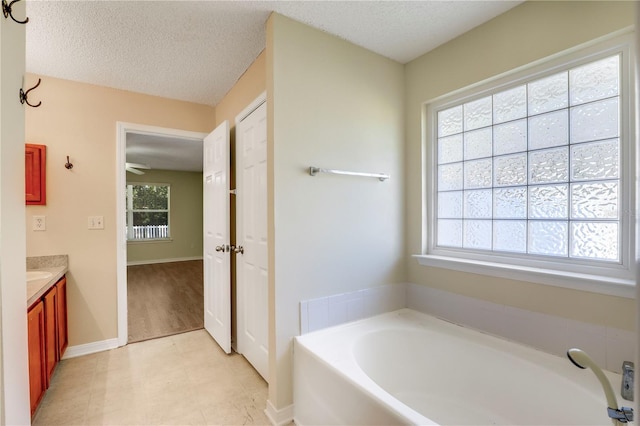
xmin=203 ymin=120 xmax=231 ymax=353
xmin=236 ymin=100 xmax=269 ymax=380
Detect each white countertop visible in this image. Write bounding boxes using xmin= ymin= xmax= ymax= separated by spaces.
xmin=27 ymin=265 xmax=67 ymax=308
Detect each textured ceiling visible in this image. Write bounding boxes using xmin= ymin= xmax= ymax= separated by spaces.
xmin=26 ymin=1 xmax=522 ymax=107
xmin=26 ymin=0 xmax=523 ymax=172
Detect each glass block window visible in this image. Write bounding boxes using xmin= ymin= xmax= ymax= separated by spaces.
xmin=435 ymin=54 xmax=621 ymax=262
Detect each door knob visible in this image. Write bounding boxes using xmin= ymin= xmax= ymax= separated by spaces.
xmin=215 ymin=245 xmax=225 ymax=252
xmin=233 ymin=245 xmax=244 ymax=254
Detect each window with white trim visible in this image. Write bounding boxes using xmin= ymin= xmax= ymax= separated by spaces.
xmin=126 ymin=183 xmax=170 ymax=241
xmin=424 ymin=35 xmax=635 ymax=291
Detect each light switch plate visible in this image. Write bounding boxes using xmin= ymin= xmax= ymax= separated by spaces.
xmin=32 ymin=216 xmax=46 ymax=231
xmin=88 ymin=216 xmax=104 ymax=230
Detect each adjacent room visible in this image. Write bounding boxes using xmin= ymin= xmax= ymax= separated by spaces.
xmin=125 ymin=132 xmax=205 ymax=343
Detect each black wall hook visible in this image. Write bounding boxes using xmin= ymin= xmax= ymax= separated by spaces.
xmin=65 ymin=156 xmax=73 ymax=170
xmin=20 ymin=78 xmax=42 ymax=108
xmin=2 ymin=0 xmax=28 ymax=24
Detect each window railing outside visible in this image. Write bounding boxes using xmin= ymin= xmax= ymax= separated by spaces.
xmin=128 ymin=224 xmax=169 ymax=240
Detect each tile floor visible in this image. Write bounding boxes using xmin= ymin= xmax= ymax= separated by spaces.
xmin=33 ymin=330 xmax=271 ymax=425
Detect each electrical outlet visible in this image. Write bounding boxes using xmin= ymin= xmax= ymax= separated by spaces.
xmin=32 ymin=216 xmax=46 ymax=231
xmin=88 ymin=216 xmax=104 ymax=230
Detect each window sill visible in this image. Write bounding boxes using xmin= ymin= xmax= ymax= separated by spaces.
xmin=127 ymin=238 xmax=173 ymax=245
xmin=413 ymin=254 xmax=635 ymax=299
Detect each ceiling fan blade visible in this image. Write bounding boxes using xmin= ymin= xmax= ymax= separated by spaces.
xmin=126 ymin=167 xmax=145 ymax=175
xmin=125 ymin=162 xmax=150 ymax=170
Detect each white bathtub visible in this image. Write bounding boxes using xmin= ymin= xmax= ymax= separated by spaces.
xmin=293 ymin=308 xmax=625 ymax=425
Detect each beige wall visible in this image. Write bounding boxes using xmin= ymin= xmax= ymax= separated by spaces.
xmin=267 ymin=13 xmax=405 ymax=408
xmin=126 ymin=169 xmax=203 ymax=264
xmin=215 ymin=50 xmax=266 ymax=127
xmin=405 ymin=1 xmax=636 ymax=331
xmin=25 ymin=75 xmax=214 ymax=346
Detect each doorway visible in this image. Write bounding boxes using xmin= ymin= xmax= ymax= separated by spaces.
xmin=116 ymin=122 xmax=208 ymax=346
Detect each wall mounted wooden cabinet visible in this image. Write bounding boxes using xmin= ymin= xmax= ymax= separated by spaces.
xmin=25 ymin=143 xmax=46 ymax=205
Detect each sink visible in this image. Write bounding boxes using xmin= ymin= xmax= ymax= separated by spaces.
xmin=26 ymin=271 xmax=53 ymax=282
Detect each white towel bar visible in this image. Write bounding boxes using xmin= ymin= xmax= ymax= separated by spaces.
xmin=308 ymin=166 xmax=389 ymax=182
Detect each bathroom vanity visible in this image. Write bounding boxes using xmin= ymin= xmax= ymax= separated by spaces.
xmin=26 ymin=256 xmax=68 ymax=416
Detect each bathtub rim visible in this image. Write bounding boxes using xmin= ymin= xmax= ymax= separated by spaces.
xmin=294 ymin=326 xmax=436 ymax=425
xmin=294 ymin=308 xmax=623 ymax=426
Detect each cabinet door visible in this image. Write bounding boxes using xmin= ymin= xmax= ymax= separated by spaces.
xmin=25 ymin=143 xmax=46 ymax=205
xmin=27 ymin=301 xmax=46 ymax=415
xmin=56 ymin=277 xmax=68 ymax=357
xmin=43 ymin=286 xmax=57 ymax=385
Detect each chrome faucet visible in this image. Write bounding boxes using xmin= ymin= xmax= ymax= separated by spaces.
xmin=621 ymin=361 xmax=634 ymax=402
xmin=567 ymin=348 xmax=634 ymax=425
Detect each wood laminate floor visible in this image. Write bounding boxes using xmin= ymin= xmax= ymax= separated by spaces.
xmin=127 ymin=260 xmax=204 ymax=343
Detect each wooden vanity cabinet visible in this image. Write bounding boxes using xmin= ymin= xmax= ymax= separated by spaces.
xmin=25 ymin=143 xmax=46 ymax=205
xmin=27 ymin=275 xmax=68 ymax=416
xmin=56 ymin=277 xmax=68 ymax=357
xmin=43 ymin=286 xmax=57 ymax=383
xmin=27 ymin=300 xmax=46 ymax=416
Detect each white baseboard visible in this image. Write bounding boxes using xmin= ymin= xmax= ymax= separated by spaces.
xmin=265 ymin=399 xmax=294 ymax=426
xmin=62 ymin=338 xmax=120 ymax=359
xmin=127 ymin=256 xmax=203 ymax=266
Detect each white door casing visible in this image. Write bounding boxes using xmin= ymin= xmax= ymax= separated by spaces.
xmin=0 ymin=7 xmax=30 ymax=423
xmin=236 ymin=95 xmax=269 ymax=380
xmin=203 ymin=120 xmax=232 ymax=353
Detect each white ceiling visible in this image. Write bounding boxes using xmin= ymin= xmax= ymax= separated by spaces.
xmin=25 ymin=0 xmax=523 ymax=172
xmin=126 ymin=133 xmax=203 ymax=173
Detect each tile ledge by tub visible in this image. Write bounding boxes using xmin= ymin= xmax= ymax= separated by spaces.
xmin=300 ymin=283 xmax=408 ymax=334
xmin=299 ymin=282 xmax=634 ymax=374
xmin=405 ymin=282 xmax=634 ymax=374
